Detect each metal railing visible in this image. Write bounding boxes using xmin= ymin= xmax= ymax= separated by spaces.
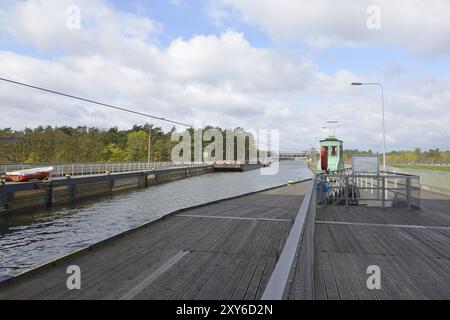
xmin=0 ymin=161 xmax=207 ymax=178
xmin=317 ymin=170 xmax=420 ymax=209
xmin=388 ymin=166 xmax=450 ymax=196
xmin=262 ymin=177 xmax=316 ymax=300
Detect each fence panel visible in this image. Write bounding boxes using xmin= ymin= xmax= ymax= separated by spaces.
xmin=0 ymin=161 xmax=206 ymax=178
xmin=317 ymin=171 xmax=420 ymax=208
xmin=388 ymin=167 xmax=450 ymax=196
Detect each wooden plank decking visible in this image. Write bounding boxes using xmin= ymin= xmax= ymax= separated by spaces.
xmin=313 ymin=189 xmax=450 ymax=300
xmin=1 ymin=181 xmax=448 ymax=300
xmin=0 ymin=182 xmax=310 ymax=300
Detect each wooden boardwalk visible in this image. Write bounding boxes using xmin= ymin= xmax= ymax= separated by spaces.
xmin=0 ymin=182 xmax=310 ymax=300
xmin=313 ymin=189 xmax=450 ymax=300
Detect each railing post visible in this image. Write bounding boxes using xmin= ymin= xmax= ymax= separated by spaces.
xmin=352 ymin=176 xmax=355 ymax=203
xmin=385 ymin=175 xmax=388 ymax=201
xmin=382 ymin=176 xmax=386 ymax=208
xmin=345 ymin=176 xmax=349 ymax=207
xmin=406 ymin=177 xmax=411 ymax=209
xmin=371 ymin=177 xmax=374 ymax=194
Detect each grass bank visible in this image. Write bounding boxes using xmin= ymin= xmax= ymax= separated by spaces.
xmin=390 ymin=164 xmax=450 ymax=172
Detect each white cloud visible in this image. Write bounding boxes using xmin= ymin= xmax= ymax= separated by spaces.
xmin=218 ymin=0 xmax=450 ymax=54
xmin=166 ymin=32 xmax=314 ymax=93
xmin=0 ymin=0 xmax=449 ymax=151
xmin=0 ymin=1 xmax=315 ymax=132
xmin=0 ymin=0 xmax=161 ymax=53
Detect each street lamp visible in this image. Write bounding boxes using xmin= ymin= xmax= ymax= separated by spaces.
xmin=351 ymin=82 xmax=386 ymax=171
xmin=321 ymin=126 xmax=340 ymax=138
xmin=147 ymin=123 xmax=151 ymax=164
xmin=327 ymin=121 xmax=341 ymax=137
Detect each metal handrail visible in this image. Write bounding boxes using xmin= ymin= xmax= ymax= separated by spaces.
xmin=0 ymin=161 xmax=207 ymax=178
xmin=262 ymin=177 xmax=316 ymax=300
xmin=388 ymin=166 xmax=450 ymax=196
xmin=317 ymin=171 xmax=420 ymax=209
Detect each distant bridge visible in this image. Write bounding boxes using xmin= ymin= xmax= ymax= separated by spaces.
xmin=272 ymin=151 xmax=308 ymax=160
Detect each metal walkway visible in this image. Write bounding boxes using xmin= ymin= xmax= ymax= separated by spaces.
xmin=313 ymin=189 xmax=450 ymax=299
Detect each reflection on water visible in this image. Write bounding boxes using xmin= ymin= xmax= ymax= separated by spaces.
xmin=0 ymin=162 xmax=311 ymax=281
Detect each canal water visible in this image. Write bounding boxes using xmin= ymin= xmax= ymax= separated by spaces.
xmin=0 ymin=162 xmax=312 ymax=281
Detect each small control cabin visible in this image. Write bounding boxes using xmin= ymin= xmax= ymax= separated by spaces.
xmin=317 ymin=136 xmax=344 ymax=173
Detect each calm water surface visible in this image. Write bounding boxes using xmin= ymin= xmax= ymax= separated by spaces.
xmin=0 ymin=162 xmax=312 ymax=281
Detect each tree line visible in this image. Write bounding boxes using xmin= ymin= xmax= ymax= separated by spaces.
xmin=344 ymin=149 xmax=450 ymax=164
xmin=1 ymin=126 xmax=448 ymax=164
xmin=0 ymin=125 xmax=259 ymax=163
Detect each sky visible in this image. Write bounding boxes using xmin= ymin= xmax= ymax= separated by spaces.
xmin=0 ymin=0 xmax=449 ymax=152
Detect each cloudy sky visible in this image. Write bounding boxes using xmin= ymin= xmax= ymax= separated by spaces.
xmin=0 ymin=0 xmax=449 ymax=151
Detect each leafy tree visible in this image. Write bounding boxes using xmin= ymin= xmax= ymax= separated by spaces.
xmin=2 ymin=125 xmax=447 ymax=165
xmin=126 ymin=131 xmax=149 ymax=161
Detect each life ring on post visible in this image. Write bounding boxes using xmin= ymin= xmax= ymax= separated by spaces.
xmin=321 ymin=146 xmax=328 ymax=171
